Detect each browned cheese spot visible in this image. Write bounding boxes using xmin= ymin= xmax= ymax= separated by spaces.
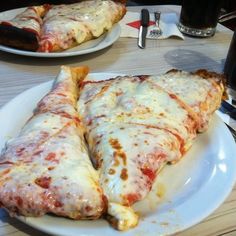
xmin=108 ymin=168 xmax=116 ymax=175
xmin=94 ymin=152 xmax=102 ymax=168
xmin=118 ymin=151 xmax=127 ymax=166
xmin=113 ymin=150 xmax=127 ymax=166
xmin=109 ymin=138 xmax=122 ymax=150
xmin=110 ymin=138 xmax=127 ymax=166
xmin=120 ymin=168 xmax=128 ymax=180
xmin=113 ymin=152 xmax=120 ymax=166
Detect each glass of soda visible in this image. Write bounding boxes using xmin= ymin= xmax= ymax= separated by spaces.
xmin=224 ymin=31 xmax=236 ymax=91
xmin=178 ymin=0 xmax=223 ymax=37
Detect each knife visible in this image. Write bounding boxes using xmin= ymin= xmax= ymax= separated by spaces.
xmin=225 ymin=123 xmax=236 ymax=141
xmin=138 ymin=9 xmax=150 ymax=49
xmin=219 ymin=100 xmax=236 ymax=120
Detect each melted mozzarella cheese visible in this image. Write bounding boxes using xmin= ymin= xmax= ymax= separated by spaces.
xmin=93 ymin=123 xmax=182 ymax=204
xmin=2 ymin=6 xmax=45 ymax=34
xmin=0 ymin=66 xmax=105 ymax=219
xmin=1 ymin=122 xmax=103 ymax=218
xmin=40 ymin=0 xmax=125 ymax=51
xmin=149 ymin=71 xmax=224 ymax=131
xmin=77 ymin=75 xmax=197 ymax=228
xmin=78 ymin=71 xmax=224 ymax=230
xmin=79 ymin=76 xmax=197 ymax=149
xmin=107 ymin=202 xmax=138 ymax=231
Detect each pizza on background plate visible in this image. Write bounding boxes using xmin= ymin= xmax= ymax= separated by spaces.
xmin=0 ymin=0 xmax=126 ymax=52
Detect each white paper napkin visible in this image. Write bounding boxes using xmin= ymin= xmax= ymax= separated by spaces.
xmin=120 ymin=11 xmax=184 ymax=40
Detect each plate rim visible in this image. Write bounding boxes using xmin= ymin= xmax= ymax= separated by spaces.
xmin=0 ymin=73 xmax=236 ymax=236
xmin=0 ymin=8 xmax=121 ymax=57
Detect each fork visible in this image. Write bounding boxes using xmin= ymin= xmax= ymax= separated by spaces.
xmin=149 ymin=11 xmax=162 ymax=38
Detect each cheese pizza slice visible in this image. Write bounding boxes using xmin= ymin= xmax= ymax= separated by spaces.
xmin=77 ymin=70 xmax=224 ymax=230
xmin=0 ymin=5 xmax=49 ymax=51
xmin=38 ymin=0 xmax=126 ymax=52
xmin=151 ymin=69 xmax=225 ymax=132
xmin=0 ymin=66 xmax=107 ymax=219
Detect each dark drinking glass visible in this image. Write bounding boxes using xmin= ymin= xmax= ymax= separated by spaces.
xmin=224 ymin=31 xmax=236 ymax=91
xmin=178 ymin=0 xmax=223 ymax=37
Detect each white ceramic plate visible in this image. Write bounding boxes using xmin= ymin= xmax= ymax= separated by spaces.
xmin=0 ymin=73 xmax=236 ymax=236
xmin=0 ymin=8 xmax=121 ymax=57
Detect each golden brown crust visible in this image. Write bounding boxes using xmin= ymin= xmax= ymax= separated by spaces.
xmin=0 ymin=24 xmax=39 ymax=51
xmin=166 ymin=69 xmax=227 ymax=100
xmin=114 ymin=4 xmax=127 ymax=23
xmin=0 ymin=5 xmax=49 ymax=51
xmin=166 ymin=68 xmax=225 ymax=83
xmin=193 ymin=69 xmax=225 ymax=84
xmin=69 ymin=65 xmax=89 ymax=85
xmin=193 ymin=69 xmax=228 ymax=100
xmin=113 ymin=0 xmax=127 ymax=4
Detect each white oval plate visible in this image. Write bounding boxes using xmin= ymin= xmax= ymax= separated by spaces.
xmin=0 ymin=73 xmax=236 ymax=236
xmin=0 ymin=8 xmax=121 ymax=57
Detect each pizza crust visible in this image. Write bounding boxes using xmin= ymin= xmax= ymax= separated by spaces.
xmin=0 ymin=24 xmax=39 ymax=51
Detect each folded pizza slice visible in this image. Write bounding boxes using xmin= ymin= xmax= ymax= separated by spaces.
xmin=0 ymin=5 xmax=49 ymax=51
xmin=0 ymin=66 xmax=107 ymax=219
xmin=77 ymin=70 xmax=224 ymax=230
xmin=38 ymin=0 xmax=126 ymax=52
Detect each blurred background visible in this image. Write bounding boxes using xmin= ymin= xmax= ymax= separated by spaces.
xmin=0 ymin=0 xmax=235 ymax=30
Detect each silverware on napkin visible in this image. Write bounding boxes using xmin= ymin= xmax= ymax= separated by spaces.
xmin=149 ymin=11 xmax=162 ymax=38
xmin=138 ymin=9 xmax=150 ymax=49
